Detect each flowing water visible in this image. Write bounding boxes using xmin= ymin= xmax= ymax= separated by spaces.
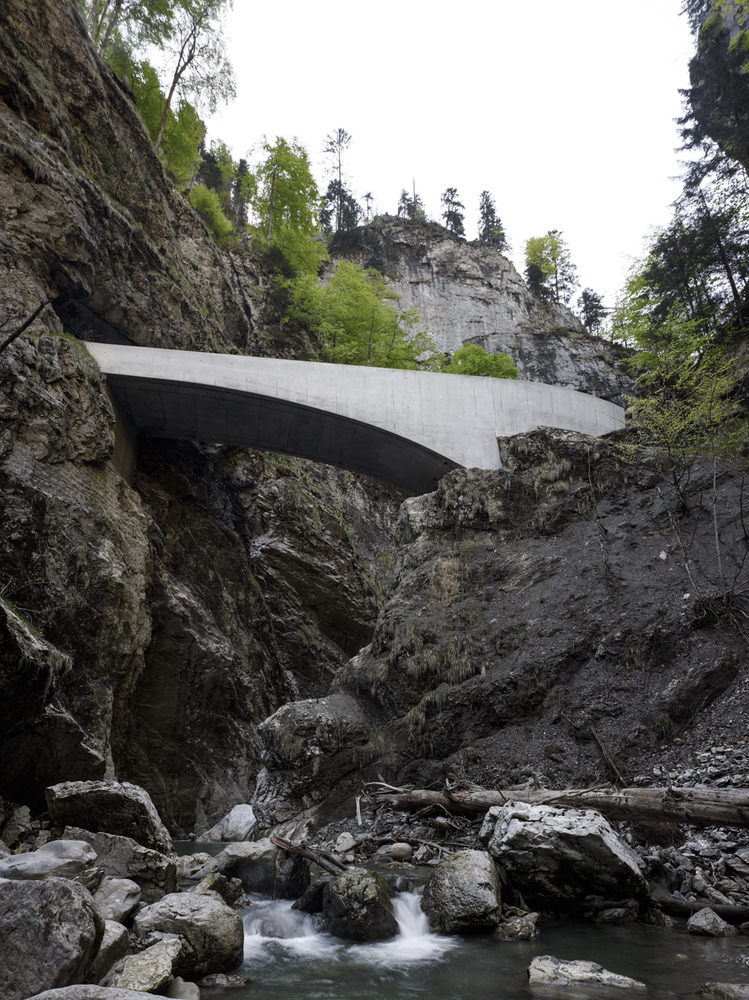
xmin=198 ymin=890 xmax=749 ymax=1000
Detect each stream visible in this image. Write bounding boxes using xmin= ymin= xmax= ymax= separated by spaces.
xmin=199 ymin=890 xmax=749 ymax=1000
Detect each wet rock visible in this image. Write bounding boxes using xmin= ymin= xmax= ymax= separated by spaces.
xmin=480 ymin=801 xmax=648 ymax=909
xmin=322 ymin=868 xmax=398 ymax=941
xmin=687 ymin=907 xmax=738 ymax=937
xmin=422 ymin=850 xmax=501 ymax=934
xmin=47 ymin=781 xmax=172 ymax=854
xmin=163 ymin=977 xmax=201 ymax=999
xmin=390 ymin=842 xmax=413 ymax=861
xmin=528 ymin=955 xmax=646 ymax=988
xmin=496 ymin=911 xmax=538 ymax=940
xmin=0 ymin=876 xmax=104 ymax=1000
xmin=698 ymin=985 xmax=749 ymax=999
xmin=62 ymin=827 xmax=176 ymax=903
xmin=196 ymin=803 xmax=256 ymax=843
xmin=193 ymin=837 xmax=310 ymax=898
xmin=0 ymin=839 xmax=96 ymax=880
xmin=197 ymin=972 xmax=253 ymax=988
xmin=100 ymin=937 xmax=182 ymax=992
xmin=92 ymin=878 xmax=141 ymax=924
xmin=86 ymin=920 xmax=130 ymax=985
xmin=133 ymin=889 xmax=244 ymax=979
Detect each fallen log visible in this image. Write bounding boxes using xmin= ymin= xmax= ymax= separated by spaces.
xmin=270 ymin=836 xmax=347 ymax=876
xmin=366 ymin=784 xmax=749 ymax=829
xmin=650 ymin=890 xmax=749 ymax=924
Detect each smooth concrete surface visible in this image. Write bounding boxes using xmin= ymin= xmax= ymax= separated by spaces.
xmin=88 ymin=344 xmax=625 ymax=494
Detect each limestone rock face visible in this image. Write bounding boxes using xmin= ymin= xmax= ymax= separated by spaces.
xmin=46 ymin=781 xmax=172 ymax=853
xmin=322 ymin=868 xmax=398 ymax=942
xmin=480 ymin=801 xmax=648 ymax=908
xmin=330 ymin=218 xmax=631 ymax=402
xmin=0 ymin=876 xmax=104 ymax=1000
xmin=421 ymin=850 xmax=501 ymax=934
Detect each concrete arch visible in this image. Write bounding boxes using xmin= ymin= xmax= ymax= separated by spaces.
xmin=88 ymin=344 xmax=624 ymax=495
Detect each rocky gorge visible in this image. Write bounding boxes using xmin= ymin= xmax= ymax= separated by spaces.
xmin=2 ymin=0 xmax=749 ymax=997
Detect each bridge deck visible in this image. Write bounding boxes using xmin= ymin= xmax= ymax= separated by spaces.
xmin=87 ymin=344 xmax=624 ymax=495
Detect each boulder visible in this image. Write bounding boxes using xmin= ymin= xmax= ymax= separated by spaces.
xmin=0 ymin=876 xmax=104 ymax=1000
xmin=92 ymin=878 xmax=141 ymax=923
xmin=698 ymin=986 xmax=749 ymax=999
xmin=480 ymin=801 xmax=648 ymax=909
xmin=687 ymin=907 xmax=738 ymax=937
xmin=47 ymin=782 xmax=172 ymax=854
xmin=86 ymin=921 xmax=131 ymax=985
xmin=133 ymin=889 xmax=244 ymax=979
xmin=421 ymin=850 xmax=501 ymax=934
xmin=163 ymin=977 xmax=201 ymax=999
xmin=62 ymin=827 xmax=176 ymax=903
xmin=390 ymin=842 xmax=413 ymax=861
xmin=496 ymin=911 xmax=538 ymax=940
xmin=193 ymin=872 xmax=247 ymax=907
xmin=193 ymin=837 xmax=309 ymax=898
xmin=196 ymin=803 xmax=256 ymax=842
xmin=100 ymin=938 xmax=183 ymax=993
xmin=322 ymin=867 xmax=398 ymax=942
xmin=528 ymin=955 xmax=646 ymax=989
xmin=0 ymin=839 xmax=97 ymax=880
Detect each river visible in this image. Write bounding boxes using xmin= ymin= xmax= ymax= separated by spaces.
xmin=198 ymin=890 xmax=749 ymax=1000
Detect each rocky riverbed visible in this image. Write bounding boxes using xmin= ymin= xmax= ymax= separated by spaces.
xmin=3 ymin=778 xmax=749 ymax=998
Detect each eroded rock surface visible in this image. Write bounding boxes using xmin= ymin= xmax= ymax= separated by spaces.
xmin=421 ymin=850 xmax=501 ymax=934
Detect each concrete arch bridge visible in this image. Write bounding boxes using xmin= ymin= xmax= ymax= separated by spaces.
xmin=88 ymin=344 xmax=624 ymax=495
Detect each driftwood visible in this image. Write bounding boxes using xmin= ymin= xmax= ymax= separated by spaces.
xmin=365 ymin=783 xmax=749 ymax=829
xmin=270 ymin=836 xmax=347 ymax=876
xmin=650 ymin=890 xmax=749 ymax=924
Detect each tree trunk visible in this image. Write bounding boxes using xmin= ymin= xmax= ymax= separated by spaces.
xmin=370 ymin=785 xmax=749 ymax=829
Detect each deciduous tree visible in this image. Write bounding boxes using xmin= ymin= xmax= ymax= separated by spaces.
xmin=524 ymin=230 xmax=578 ymax=304
xmin=442 ymin=343 xmax=518 ymax=378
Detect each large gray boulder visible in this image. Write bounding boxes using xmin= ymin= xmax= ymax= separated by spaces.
xmin=101 ymin=938 xmax=183 ymax=993
xmin=192 ymin=837 xmax=309 ymax=898
xmin=0 ymin=877 xmax=104 ymax=1000
xmin=421 ymin=850 xmax=501 ymax=934
xmin=62 ymin=827 xmax=176 ymax=903
xmin=86 ymin=921 xmax=131 ymax=985
xmin=196 ymin=803 xmax=256 ymax=842
xmin=528 ymin=955 xmax=646 ymax=988
xmin=322 ymin=867 xmax=398 ymax=942
xmin=480 ymin=801 xmax=648 ymax=909
xmin=47 ymin=781 xmax=172 ymax=854
xmin=687 ymin=907 xmax=738 ymax=937
xmin=92 ymin=878 xmax=141 ymax=923
xmin=0 ymin=839 xmax=96 ymax=880
xmin=133 ymin=889 xmax=244 ymax=979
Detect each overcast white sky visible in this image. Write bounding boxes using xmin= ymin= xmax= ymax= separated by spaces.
xmin=205 ymin=0 xmax=695 ymax=308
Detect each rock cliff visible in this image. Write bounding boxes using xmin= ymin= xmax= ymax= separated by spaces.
xmin=329 ymin=218 xmax=632 ymax=403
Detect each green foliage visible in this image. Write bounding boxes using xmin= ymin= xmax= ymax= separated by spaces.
xmin=441 ymin=187 xmax=465 ymax=236
xmin=248 ymin=136 xmax=327 ymax=276
xmin=290 ymin=261 xmax=441 ymax=369
xmin=524 ymin=230 xmax=578 ymax=304
xmin=442 ymin=343 xmax=518 ymax=379
xmin=620 ymin=315 xmax=742 ymax=495
xmin=397 ymin=188 xmax=426 ymax=221
xmin=320 ymin=180 xmax=361 ymax=233
xmin=577 ymin=288 xmax=607 ymax=334
xmin=189 ymin=183 xmax=234 ymax=239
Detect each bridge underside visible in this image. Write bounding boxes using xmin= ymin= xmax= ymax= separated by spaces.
xmin=104 ymin=375 xmax=461 ymax=495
